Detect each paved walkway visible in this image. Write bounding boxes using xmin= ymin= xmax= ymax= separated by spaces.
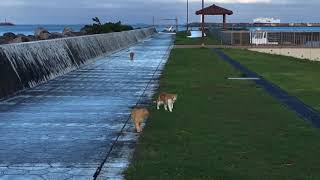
xmin=0 ymin=33 xmax=173 ymax=180
xmin=213 ymin=48 xmax=320 ymax=128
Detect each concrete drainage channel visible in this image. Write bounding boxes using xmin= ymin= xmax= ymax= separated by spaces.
xmin=0 ymin=33 xmax=174 ymax=180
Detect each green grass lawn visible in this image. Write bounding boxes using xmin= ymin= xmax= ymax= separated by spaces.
xmin=125 ymin=48 xmax=320 ymax=179
xmin=223 ymin=49 xmax=320 ymax=111
xmin=175 ymin=31 xmax=221 ymax=45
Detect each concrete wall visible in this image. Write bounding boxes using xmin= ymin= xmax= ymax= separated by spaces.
xmin=0 ymin=28 xmax=156 ymax=99
xmin=249 ymin=48 xmax=320 ymax=61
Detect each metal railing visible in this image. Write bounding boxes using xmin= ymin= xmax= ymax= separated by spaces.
xmin=210 ymin=28 xmax=320 ymax=47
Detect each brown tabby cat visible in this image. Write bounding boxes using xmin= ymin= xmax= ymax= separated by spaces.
xmin=131 ymin=108 xmax=150 ymax=133
xmin=155 ymin=92 xmax=178 ymax=112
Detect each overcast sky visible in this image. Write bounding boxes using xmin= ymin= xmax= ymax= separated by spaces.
xmin=0 ymin=0 xmax=318 ymax=24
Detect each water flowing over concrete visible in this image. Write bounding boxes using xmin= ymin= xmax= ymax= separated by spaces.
xmin=0 ymin=28 xmax=156 ymax=99
xmin=0 ymin=33 xmax=173 ymax=179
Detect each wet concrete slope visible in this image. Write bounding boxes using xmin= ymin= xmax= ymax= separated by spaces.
xmin=0 ymin=28 xmax=156 ymax=99
xmin=0 ymin=33 xmax=173 ymax=179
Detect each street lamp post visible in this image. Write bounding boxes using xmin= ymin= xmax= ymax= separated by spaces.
xmin=153 ymin=16 xmax=155 ymax=27
xmin=201 ymin=0 xmax=205 ymax=46
xmin=176 ymin=17 xmax=179 ymax=32
xmin=187 ymin=0 xmax=189 ymax=32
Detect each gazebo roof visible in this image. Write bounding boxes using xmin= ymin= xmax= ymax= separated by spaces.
xmin=196 ymin=4 xmax=233 ymax=15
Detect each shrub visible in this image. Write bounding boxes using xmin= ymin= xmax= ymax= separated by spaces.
xmin=81 ymin=17 xmax=134 ymax=35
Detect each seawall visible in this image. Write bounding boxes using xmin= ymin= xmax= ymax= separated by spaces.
xmin=0 ymin=28 xmax=156 ymax=99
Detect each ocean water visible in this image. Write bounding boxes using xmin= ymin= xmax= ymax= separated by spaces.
xmin=134 ymin=24 xmax=187 ymax=32
xmin=249 ymin=26 xmax=320 ymax=32
xmin=0 ymin=24 xmax=187 ymax=36
xmin=150 ymin=25 xmax=320 ymax=33
xmin=2 ymin=24 xmax=319 ymax=36
xmin=0 ymin=24 xmax=84 ymax=36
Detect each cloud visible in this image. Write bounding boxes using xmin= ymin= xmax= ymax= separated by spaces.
xmin=185 ymin=0 xmax=271 ymax=3
xmin=0 ymin=0 xmax=26 ymax=7
xmin=0 ymin=0 xmax=318 ymax=24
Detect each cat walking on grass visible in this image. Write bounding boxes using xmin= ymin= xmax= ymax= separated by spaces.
xmin=154 ymin=92 xmax=178 ymax=112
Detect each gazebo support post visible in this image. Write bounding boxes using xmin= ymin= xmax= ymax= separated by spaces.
xmin=202 ymin=15 xmax=205 ymax=37
xmin=223 ymin=14 xmax=227 ymax=30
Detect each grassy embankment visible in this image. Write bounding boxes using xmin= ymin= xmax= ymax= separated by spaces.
xmin=223 ymin=48 xmax=320 ymax=111
xmin=125 ymin=48 xmax=320 ymax=179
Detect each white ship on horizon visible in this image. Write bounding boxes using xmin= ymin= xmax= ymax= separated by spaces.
xmin=253 ymin=17 xmax=280 ymax=24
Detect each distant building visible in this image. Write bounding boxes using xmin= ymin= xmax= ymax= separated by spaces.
xmin=253 ymin=17 xmax=280 ymax=24
xmin=0 ymin=19 xmax=15 ymax=26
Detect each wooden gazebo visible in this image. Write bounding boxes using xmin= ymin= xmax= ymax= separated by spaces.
xmin=196 ymin=4 xmax=233 ymax=30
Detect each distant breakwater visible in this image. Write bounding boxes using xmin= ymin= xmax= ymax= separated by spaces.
xmin=0 ymin=27 xmax=156 ymax=99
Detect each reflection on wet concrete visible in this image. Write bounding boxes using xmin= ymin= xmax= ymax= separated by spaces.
xmin=0 ymin=33 xmax=173 ymax=179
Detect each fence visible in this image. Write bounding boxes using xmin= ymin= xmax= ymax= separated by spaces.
xmin=209 ymin=28 xmax=320 ymax=47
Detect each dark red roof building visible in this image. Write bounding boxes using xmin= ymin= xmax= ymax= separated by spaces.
xmin=196 ymin=4 xmax=233 ymax=30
